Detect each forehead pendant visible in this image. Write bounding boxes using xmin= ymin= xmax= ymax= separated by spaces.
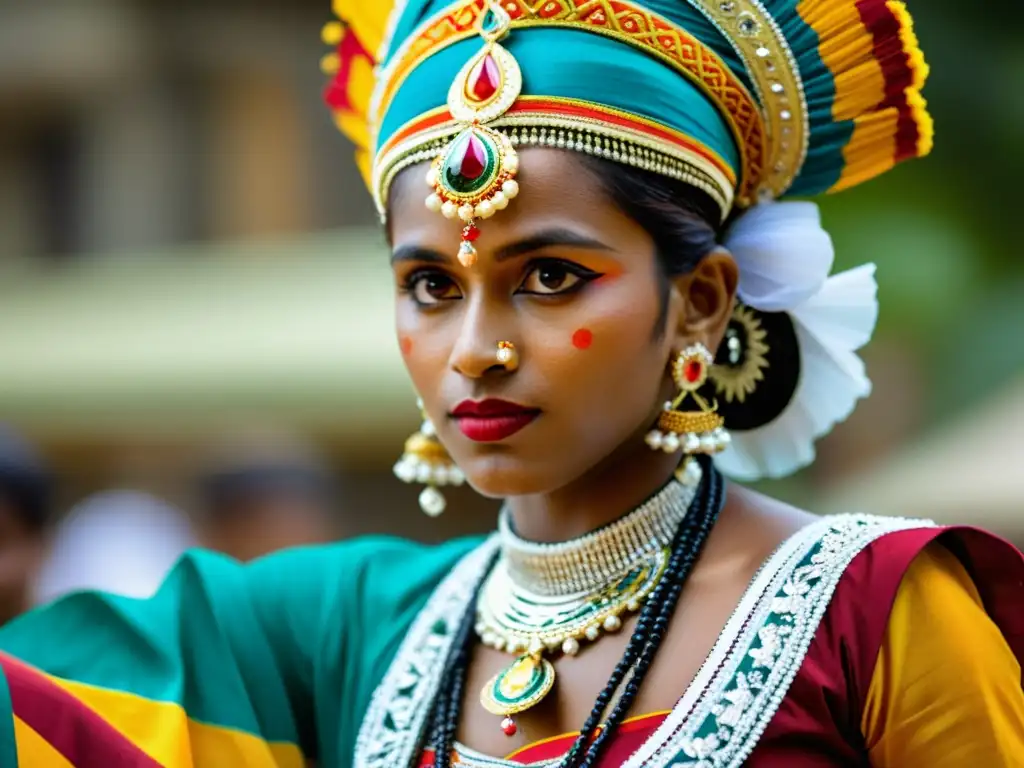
xmin=424 ymin=2 xmax=522 ymax=267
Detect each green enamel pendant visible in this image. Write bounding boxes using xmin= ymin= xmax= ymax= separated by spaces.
xmin=480 ymin=653 xmax=556 ymax=716
xmin=440 ymin=128 xmax=500 ymax=197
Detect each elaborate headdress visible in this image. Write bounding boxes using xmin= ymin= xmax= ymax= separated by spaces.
xmin=322 ymin=0 xmax=932 ymax=480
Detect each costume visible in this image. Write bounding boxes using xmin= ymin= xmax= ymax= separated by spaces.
xmin=0 ymin=1 xmax=1022 ymax=766
xmin=0 ymin=519 xmax=1022 ymax=766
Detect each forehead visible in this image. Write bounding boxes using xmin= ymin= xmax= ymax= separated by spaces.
xmin=387 ymin=148 xmax=642 ymax=249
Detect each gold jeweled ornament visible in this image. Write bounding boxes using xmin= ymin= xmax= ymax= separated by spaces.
xmin=424 ymin=1 xmax=522 ymax=267
xmin=646 ymin=344 xmax=732 ymax=455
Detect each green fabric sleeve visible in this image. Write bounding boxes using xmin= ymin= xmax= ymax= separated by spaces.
xmin=0 ymin=534 xmax=480 ymax=766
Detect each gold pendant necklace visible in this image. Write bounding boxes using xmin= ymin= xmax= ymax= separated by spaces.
xmin=476 ymin=461 xmax=702 ymax=733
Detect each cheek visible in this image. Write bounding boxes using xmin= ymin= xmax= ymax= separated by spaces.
xmin=394 ymin=303 xmax=456 ymax=396
xmin=546 ymin=288 xmax=667 ymax=414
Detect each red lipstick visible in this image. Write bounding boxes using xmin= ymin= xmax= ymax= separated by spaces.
xmin=451 ymin=399 xmax=540 ymax=442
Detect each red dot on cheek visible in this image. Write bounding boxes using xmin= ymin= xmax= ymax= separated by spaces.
xmin=399 ymin=337 xmax=413 ymax=355
xmin=572 ymin=329 xmax=594 ymax=350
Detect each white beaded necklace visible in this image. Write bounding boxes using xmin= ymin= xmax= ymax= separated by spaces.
xmin=476 ymin=461 xmax=702 ymax=660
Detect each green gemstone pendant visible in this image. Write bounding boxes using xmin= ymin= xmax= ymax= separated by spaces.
xmin=480 ymin=653 xmax=556 ymax=716
xmin=440 ymin=128 xmax=499 ymax=197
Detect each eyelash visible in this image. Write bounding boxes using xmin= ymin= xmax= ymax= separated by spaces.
xmin=517 ymin=258 xmax=601 ymax=296
xmin=399 ymin=258 xmax=603 ymax=307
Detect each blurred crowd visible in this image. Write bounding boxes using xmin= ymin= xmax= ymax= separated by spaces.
xmin=0 ymin=425 xmax=340 ymax=627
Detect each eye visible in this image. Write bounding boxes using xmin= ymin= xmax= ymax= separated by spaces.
xmin=405 ymin=271 xmax=462 ymax=305
xmin=518 ymin=259 xmax=600 ymax=296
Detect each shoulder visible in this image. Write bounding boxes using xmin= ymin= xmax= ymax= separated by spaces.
xmin=243 ymin=533 xmax=484 ymax=583
xmin=239 ymin=533 xmax=488 ymax=626
xmin=801 ymin=513 xmax=1023 ymax=651
xmin=796 ymin=515 xmax=1024 ymax=715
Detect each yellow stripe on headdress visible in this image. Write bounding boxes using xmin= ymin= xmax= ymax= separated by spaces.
xmin=324 ymin=3 xmax=393 ymax=190
xmin=332 ymin=0 xmax=394 ymax=55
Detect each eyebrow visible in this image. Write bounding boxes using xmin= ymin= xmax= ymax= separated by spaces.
xmin=390 ymin=227 xmax=614 ymax=265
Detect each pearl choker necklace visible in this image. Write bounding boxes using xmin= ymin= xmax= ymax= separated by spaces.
xmin=496 ymin=460 xmax=702 ymax=597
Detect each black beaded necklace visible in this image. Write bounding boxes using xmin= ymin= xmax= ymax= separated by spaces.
xmin=425 ymin=456 xmax=725 ymax=768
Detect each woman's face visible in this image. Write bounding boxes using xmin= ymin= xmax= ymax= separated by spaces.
xmin=388 ymin=148 xmax=728 ymax=498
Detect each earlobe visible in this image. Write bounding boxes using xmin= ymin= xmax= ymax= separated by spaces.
xmin=670 ymin=248 xmax=739 ymax=351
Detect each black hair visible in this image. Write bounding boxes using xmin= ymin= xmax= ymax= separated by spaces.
xmin=0 ymin=428 xmax=54 ymax=533
xmin=581 ymin=156 xmax=723 ymax=333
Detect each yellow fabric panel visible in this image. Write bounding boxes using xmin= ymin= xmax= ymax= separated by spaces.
xmin=13 ymin=716 xmax=75 ymax=768
xmin=863 ymin=543 xmax=1024 ymax=766
xmin=47 ymin=676 xmax=304 ymax=768
xmin=332 ymin=1 xmax=394 ymax=55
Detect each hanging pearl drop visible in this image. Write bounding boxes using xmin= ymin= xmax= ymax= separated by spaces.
xmin=418 ymin=486 xmax=446 ymax=517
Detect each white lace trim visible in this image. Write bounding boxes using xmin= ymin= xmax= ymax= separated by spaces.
xmin=353 ymin=536 xmax=500 ymax=768
xmin=352 ymin=515 xmax=932 ymax=768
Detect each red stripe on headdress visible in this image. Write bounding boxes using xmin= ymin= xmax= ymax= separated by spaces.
xmin=855 ymin=0 xmax=920 ymax=162
xmin=324 ymin=29 xmax=373 ymax=113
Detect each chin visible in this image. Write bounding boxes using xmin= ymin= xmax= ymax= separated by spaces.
xmin=457 ymin=451 xmax=566 ymax=499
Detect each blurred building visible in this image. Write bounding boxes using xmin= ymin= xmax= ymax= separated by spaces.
xmin=0 ymin=0 xmax=374 ymax=262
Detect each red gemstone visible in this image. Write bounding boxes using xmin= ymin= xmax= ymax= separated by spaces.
xmin=463 ymin=225 xmax=481 ymax=241
xmin=501 ymin=717 xmax=517 ymax=736
xmin=467 ymin=54 xmax=501 ymax=102
xmin=685 ymin=360 xmax=703 ymax=383
xmin=453 ymin=133 xmax=488 ymax=181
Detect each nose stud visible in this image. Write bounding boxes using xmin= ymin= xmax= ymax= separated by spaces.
xmin=496 ymin=341 xmax=519 ymax=371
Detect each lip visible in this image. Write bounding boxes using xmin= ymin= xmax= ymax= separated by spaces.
xmin=451 ymin=399 xmax=540 ymax=442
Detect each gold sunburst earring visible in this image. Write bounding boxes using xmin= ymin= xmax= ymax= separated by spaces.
xmin=710 ymin=303 xmax=770 ymax=404
xmin=424 ymin=1 xmax=522 ymax=267
xmin=393 ymin=399 xmax=465 ymax=517
xmin=646 ymin=343 xmax=731 ymax=469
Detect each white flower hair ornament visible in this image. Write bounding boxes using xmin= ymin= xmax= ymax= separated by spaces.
xmin=707 ymin=201 xmax=879 ymax=481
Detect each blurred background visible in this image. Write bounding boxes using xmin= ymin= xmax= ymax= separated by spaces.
xmin=0 ymin=0 xmax=1020 ymax=618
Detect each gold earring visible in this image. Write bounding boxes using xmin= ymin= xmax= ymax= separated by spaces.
xmin=393 ymin=399 xmax=465 ymax=517
xmin=646 ymin=343 xmax=731 ymax=460
xmin=496 ymin=341 xmax=519 ymax=370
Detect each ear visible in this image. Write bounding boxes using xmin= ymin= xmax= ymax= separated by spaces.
xmin=668 ymin=248 xmax=739 ymax=353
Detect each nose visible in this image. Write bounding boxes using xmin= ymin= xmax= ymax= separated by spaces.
xmin=448 ymin=292 xmax=514 ymax=379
